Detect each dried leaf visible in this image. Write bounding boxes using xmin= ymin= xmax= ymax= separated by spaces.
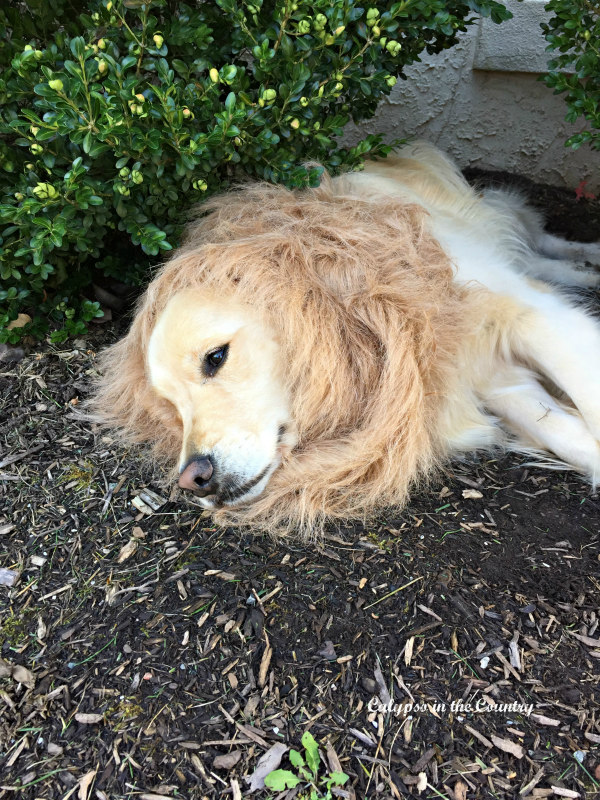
xmin=78 ymin=768 xmax=97 ymax=800
xmin=75 ymin=713 xmax=104 ymax=725
xmin=117 ymin=538 xmax=138 ymax=563
xmin=462 ymin=489 xmax=483 ymax=499
xmin=12 ymin=665 xmax=35 ymax=689
xmin=245 ymin=742 xmax=288 ymax=792
xmin=204 ymin=569 xmax=237 ymax=581
xmin=36 ymin=616 xmax=47 ymax=640
xmin=213 ymin=751 xmax=242 ymax=770
xmin=243 ymin=694 xmax=260 ymax=718
xmin=7 ymin=313 xmax=32 ymax=330
xmin=318 ymin=640 xmax=336 ymax=660
xmin=190 ymin=753 xmax=210 ymax=779
xmin=106 ymin=583 xmax=124 ymax=606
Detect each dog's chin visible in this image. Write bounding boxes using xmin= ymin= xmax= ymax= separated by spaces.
xmin=195 ymin=493 xmax=255 ymax=511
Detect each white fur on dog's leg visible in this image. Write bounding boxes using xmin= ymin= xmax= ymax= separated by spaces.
xmin=528 ymin=256 xmax=600 ymax=288
xmin=537 ymin=232 xmax=600 ymax=267
xmin=514 ymin=293 xmax=600 ymax=441
xmin=486 ymin=366 xmax=600 ymax=480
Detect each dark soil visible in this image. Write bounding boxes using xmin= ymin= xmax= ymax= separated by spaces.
xmin=1 ymin=172 xmax=599 ymax=800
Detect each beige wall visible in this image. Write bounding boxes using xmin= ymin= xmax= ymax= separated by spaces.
xmin=344 ymin=2 xmax=599 ymax=191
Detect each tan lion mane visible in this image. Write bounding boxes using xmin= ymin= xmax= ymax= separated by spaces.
xmin=90 ymin=171 xmax=483 ymax=534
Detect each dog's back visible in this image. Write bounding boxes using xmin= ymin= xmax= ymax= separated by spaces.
xmin=340 ymin=141 xmax=482 ymax=220
xmin=336 ymin=141 xmax=596 ymax=291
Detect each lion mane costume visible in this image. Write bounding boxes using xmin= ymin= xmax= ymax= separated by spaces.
xmin=91 ymin=166 xmax=481 ymax=532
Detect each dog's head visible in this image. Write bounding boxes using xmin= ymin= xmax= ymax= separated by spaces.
xmin=91 ymin=176 xmax=468 ymax=531
xmin=146 ymin=286 xmax=296 ymax=508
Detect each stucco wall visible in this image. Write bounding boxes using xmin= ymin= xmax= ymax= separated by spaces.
xmin=344 ymin=4 xmax=599 ymax=191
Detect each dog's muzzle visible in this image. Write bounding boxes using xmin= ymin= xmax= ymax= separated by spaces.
xmin=178 ymin=456 xmax=272 ymax=507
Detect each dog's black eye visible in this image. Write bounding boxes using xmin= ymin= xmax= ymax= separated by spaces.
xmin=203 ymin=344 xmax=229 ymax=377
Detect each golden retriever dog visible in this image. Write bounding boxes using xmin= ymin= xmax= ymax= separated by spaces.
xmin=91 ymin=142 xmax=600 ymax=534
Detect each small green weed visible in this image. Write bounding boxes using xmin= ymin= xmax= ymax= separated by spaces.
xmin=60 ymin=460 xmax=95 ymax=490
xmin=0 ymin=613 xmax=29 ymax=649
xmin=264 ymin=731 xmax=348 ymax=799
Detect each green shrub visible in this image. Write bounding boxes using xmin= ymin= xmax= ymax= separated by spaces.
xmin=542 ymin=0 xmax=600 ymax=151
xmin=0 ymin=0 xmax=510 ymax=343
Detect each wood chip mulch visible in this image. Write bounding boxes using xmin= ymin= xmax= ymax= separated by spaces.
xmin=1 ymin=175 xmax=599 ymax=800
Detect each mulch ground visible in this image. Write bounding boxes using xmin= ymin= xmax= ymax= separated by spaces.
xmin=1 ymin=173 xmax=599 ymax=800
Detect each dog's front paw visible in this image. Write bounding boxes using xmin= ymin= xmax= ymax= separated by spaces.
xmin=580 ymin=241 xmax=600 ymax=268
xmin=569 ymin=263 xmax=600 ymax=288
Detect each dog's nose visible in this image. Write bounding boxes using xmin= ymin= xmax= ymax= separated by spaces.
xmin=179 ymin=457 xmax=217 ymax=496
